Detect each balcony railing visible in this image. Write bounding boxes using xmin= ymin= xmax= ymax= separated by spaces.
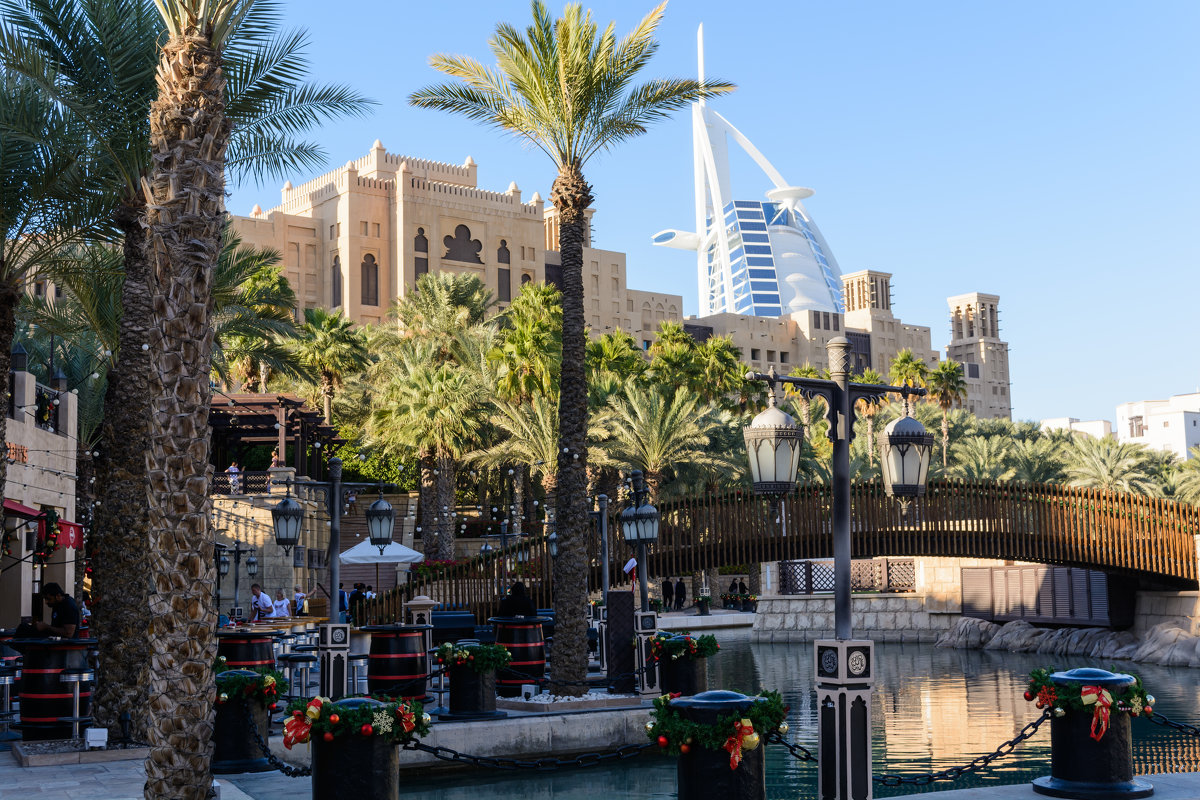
xmin=778 ymin=558 xmax=916 ymax=595
xmin=211 ymin=471 xmax=272 ymax=496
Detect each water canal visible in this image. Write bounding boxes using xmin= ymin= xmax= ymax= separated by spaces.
xmin=400 ymin=630 xmax=1200 ymax=799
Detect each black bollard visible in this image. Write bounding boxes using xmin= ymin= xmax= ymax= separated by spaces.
xmin=658 ymin=636 xmax=709 ymax=696
xmin=1032 ymin=668 xmax=1153 ymax=799
xmin=212 ymin=670 xmax=272 ymax=774
xmin=672 ymin=690 xmax=768 ymax=800
xmin=311 ymin=697 xmax=400 ymax=800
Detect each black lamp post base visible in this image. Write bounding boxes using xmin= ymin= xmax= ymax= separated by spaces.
xmin=1033 ymin=776 xmax=1154 ymax=799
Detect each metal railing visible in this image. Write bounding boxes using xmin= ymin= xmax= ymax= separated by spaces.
xmin=779 ymin=557 xmax=916 ymax=595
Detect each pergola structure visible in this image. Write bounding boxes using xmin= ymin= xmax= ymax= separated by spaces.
xmin=209 ymin=394 xmax=342 ymax=480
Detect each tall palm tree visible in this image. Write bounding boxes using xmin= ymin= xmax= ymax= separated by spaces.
xmin=1 ymin=0 xmax=372 ymax=744
xmin=394 ymin=271 xmax=494 ymax=356
xmin=586 ymin=328 xmax=646 ymax=383
xmin=853 ymin=368 xmax=886 ymax=466
xmin=1009 ymin=437 xmax=1065 ymax=484
xmin=410 ymin=0 xmax=732 ymax=691
xmin=292 ymin=308 xmax=370 ymax=423
xmin=948 ymin=436 xmax=1015 ymax=482
xmin=925 ymin=359 xmax=967 ymax=467
xmin=889 ymin=348 xmax=929 ymax=415
xmin=605 ymin=381 xmax=735 ymax=500
xmin=1064 ymin=436 xmax=1159 ymax=495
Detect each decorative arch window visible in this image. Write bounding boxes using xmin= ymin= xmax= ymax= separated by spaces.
xmin=497 ymin=240 xmax=511 ymax=302
xmin=521 ymin=273 xmax=532 ymax=285
xmin=361 ymin=254 xmax=379 ymax=306
xmin=331 ymin=254 xmax=342 ymax=307
xmin=497 ymin=239 xmax=510 ymax=264
xmin=414 ymin=228 xmax=429 ymax=277
xmin=443 ymin=224 xmax=483 ymax=263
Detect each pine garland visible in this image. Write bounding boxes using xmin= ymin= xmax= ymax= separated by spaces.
xmin=433 ymin=642 xmax=512 ymax=674
xmin=213 ymin=656 xmax=287 ymax=707
xmin=646 ymin=690 xmax=787 ymax=755
xmin=284 ymin=695 xmax=431 ymax=746
xmin=1025 ymin=668 xmax=1155 ymax=717
xmin=648 ymin=632 xmax=720 ymax=662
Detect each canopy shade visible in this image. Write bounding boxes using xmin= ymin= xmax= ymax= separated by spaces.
xmin=339 ymin=539 xmax=424 ymax=565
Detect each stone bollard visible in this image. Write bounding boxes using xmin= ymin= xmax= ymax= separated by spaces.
xmin=1032 ymin=668 xmax=1153 ymax=799
xmin=311 ymin=697 xmax=400 ymax=800
xmin=212 ymin=670 xmax=272 ymax=774
xmin=672 ymin=690 xmax=768 ymax=800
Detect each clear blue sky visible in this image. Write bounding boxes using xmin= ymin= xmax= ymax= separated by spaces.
xmin=227 ymin=1 xmax=1200 ymax=426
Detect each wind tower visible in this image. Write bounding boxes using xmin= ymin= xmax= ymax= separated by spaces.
xmin=653 ymin=25 xmax=844 ymax=319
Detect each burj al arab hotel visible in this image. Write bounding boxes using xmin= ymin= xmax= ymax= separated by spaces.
xmin=653 ymin=26 xmax=845 ymax=319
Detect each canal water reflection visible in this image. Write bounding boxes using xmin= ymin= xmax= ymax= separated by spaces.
xmin=402 ymin=632 xmax=1200 ymax=799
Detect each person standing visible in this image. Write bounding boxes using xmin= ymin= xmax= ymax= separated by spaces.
xmin=35 ymin=583 xmax=80 ymax=638
xmin=497 ymin=582 xmax=537 ymax=617
xmin=249 ymin=583 xmax=273 ymax=622
xmin=226 ymin=461 xmax=241 ymax=494
xmin=272 ymin=589 xmax=291 ymax=618
xmin=338 ymin=582 xmax=350 ymax=623
xmin=347 ymin=489 xmax=358 ymax=516
xmin=293 ymin=585 xmax=307 ymax=616
xmin=674 ymin=577 xmax=686 ymax=611
xmin=661 ymin=576 xmax=674 ymax=610
xmin=348 ymin=583 xmax=366 ymax=625
xmin=738 ymin=578 xmax=748 ymax=596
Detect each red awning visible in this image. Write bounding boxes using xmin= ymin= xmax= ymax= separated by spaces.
xmin=3 ymin=499 xmax=42 ymax=520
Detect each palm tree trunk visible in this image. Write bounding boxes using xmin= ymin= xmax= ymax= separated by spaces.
xmin=322 ymin=374 xmax=334 ymax=423
xmin=0 ymin=287 xmax=16 ymax=523
xmin=866 ymin=415 xmax=876 ymax=467
xmin=511 ymin=464 xmax=524 ymax=536
xmin=419 ymin=452 xmax=437 ymax=557
xmin=73 ymin=445 xmax=93 ymax=600
xmin=644 ymin=470 xmax=662 ymax=503
xmin=942 ymin=410 xmax=950 ymax=467
xmin=143 ymin=31 xmax=229 ymax=800
xmin=434 ymin=455 xmax=456 ymax=561
xmin=549 ymin=164 xmax=592 ymax=696
xmin=91 ymin=204 xmax=153 ymax=742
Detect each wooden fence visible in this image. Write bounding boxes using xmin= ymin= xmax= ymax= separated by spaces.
xmin=359 ymin=480 xmax=1200 ymax=624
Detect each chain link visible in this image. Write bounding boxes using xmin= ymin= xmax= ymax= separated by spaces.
xmin=402 ymin=739 xmax=654 ymax=771
xmin=243 ymin=698 xmax=312 ymax=778
xmin=766 ymin=731 xmax=818 ymax=762
xmin=1145 ymin=712 xmax=1200 ymax=737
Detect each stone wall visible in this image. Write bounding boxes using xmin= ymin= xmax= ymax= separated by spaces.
xmin=1134 ymin=591 xmax=1200 ymax=636
xmin=751 ymin=593 xmax=960 ymax=643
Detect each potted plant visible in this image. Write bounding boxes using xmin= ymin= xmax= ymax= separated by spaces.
xmin=697 ymin=592 xmax=712 ymax=617
xmin=285 ymin=695 xmax=431 ymax=800
xmin=740 ymin=594 xmax=758 ymax=612
xmin=649 ymin=633 xmax=720 ymax=696
xmin=212 ymin=660 xmax=287 ymax=774
xmin=434 ymin=642 xmax=511 ymax=718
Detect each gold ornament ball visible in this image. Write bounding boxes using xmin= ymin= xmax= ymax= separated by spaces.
xmin=421 ymin=713 xmax=432 ymax=726
xmin=1146 ymin=695 xmax=1156 ymax=706
xmin=777 ymin=721 xmax=789 ymax=736
xmin=742 ymin=732 xmax=761 ymax=751
xmin=1054 ymin=707 xmax=1066 ymax=718
xmin=644 ymin=721 xmax=655 ymax=734
xmin=218 ymin=693 xmax=229 ymax=703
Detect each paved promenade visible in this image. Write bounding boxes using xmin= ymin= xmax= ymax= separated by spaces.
xmin=5 ymin=748 xmax=1200 ymax=800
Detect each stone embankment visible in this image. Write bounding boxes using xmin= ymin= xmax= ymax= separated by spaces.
xmin=937 ymin=617 xmax=1200 ymax=668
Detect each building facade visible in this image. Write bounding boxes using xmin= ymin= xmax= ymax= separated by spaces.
xmin=1115 ymin=394 xmax=1200 ymax=461
xmin=946 ymin=292 xmax=1012 ymax=419
xmin=1040 ymin=417 xmax=1113 ymax=439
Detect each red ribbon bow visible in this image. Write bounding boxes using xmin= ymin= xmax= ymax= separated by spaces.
xmin=1081 ymin=685 xmax=1113 ymax=741
xmin=283 ymin=714 xmax=312 ymax=750
xmin=722 ymin=719 xmax=753 ymax=770
xmin=396 ymin=704 xmax=416 ymax=733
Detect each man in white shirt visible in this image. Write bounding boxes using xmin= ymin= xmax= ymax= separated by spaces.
xmin=250 ymin=583 xmax=273 ymax=622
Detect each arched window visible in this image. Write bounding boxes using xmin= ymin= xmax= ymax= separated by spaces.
xmin=331 ymin=255 xmax=342 ymax=307
xmin=361 ymin=254 xmax=379 ymax=306
xmin=497 ymin=240 xmax=511 ymax=302
xmin=443 ymin=224 xmax=483 ymax=263
xmin=497 ymin=239 xmax=510 ymax=264
xmin=414 ymin=228 xmax=429 ymax=277
xmin=521 ymin=273 xmax=532 ymax=286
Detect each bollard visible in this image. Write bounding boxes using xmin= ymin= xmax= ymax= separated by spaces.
xmin=671 ymin=690 xmax=768 ymax=800
xmin=212 ymin=670 xmax=272 ymax=774
xmin=1032 ymin=668 xmax=1153 ymax=799
xmin=311 ymin=697 xmax=400 ymax=800
xmin=657 ymin=636 xmax=709 ymax=697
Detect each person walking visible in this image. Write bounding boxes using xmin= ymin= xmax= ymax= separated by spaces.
xmin=674 ymin=577 xmax=686 ymax=611
xmin=738 ymin=578 xmax=748 ymax=596
xmin=661 ymin=576 xmax=674 ymax=610
xmin=249 ymin=583 xmax=273 ymax=622
xmin=293 ymin=585 xmax=307 ymax=616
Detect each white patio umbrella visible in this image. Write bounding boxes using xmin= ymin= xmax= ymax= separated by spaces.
xmin=339 ymin=540 xmax=425 ymax=586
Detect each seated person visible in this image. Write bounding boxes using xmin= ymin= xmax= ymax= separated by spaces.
xmin=497 ymin=582 xmax=537 ymax=617
xmin=36 ymin=583 xmax=80 ymax=638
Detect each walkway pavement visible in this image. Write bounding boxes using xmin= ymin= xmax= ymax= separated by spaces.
xmin=5 ymin=747 xmax=1200 ymax=800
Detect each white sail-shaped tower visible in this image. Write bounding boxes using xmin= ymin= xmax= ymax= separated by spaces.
xmin=653 ymin=25 xmax=844 ymax=318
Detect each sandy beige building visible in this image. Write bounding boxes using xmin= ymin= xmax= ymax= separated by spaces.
xmin=232 ymin=142 xmax=1010 ymax=420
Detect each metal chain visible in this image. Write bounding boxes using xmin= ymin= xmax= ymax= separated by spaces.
xmin=242 ymin=698 xmax=312 ymax=778
xmin=1146 ymin=712 xmax=1200 ymax=737
xmin=874 ymin=710 xmax=1051 ymax=786
xmin=766 ymin=731 xmax=817 ymax=762
xmin=402 ymin=739 xmax=653 ymax=771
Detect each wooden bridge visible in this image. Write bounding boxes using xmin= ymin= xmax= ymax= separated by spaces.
xmin=361 ymin=480 xmax=1200 ymax=623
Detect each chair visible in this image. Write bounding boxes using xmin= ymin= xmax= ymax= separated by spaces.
xmin=348 ymin=654 xmax=369 ymax=696
xmin=59 ymin=667 xmax=94 ymax=740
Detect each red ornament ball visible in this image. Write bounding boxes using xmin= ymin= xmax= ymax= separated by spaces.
xmin=679 ymin=744 xmax=691 ymax=754
xmin=329 ymin=714 xmax=340 ymax=725
xmin=323 ymin=732 xmax=334 ymax=742
xmin=657 ymin=735 xmax=669 ymax=748
xmin=361 ymin=724 xmax=373 ymax=736
xmin=1023 ymin=690 xmax=1035 ymax=702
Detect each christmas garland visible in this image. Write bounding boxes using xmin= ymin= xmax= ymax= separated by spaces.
xmin=1025 ymin=668 xmax=1155 ymax=742
xmin=433 ymin=642 xmax=512 ymax=674
xmin=648 ymin=632 xmax=720 ymax=662
xmin=33 ymin=509 xmax=60 ymax=565
xmin=646 ymin=690 xmax=788 ymax=769
xmin=283 ymin=695 xmax=432 ymax=748
xmin=213 ymin=656 xmax=288 ymax=707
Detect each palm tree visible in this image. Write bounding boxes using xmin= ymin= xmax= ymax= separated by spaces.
xmin=292 ymin=308 xmax=370 ymax=423
xmin=1 ymin=0 xmax=372 ymax=745
xmin=492 ymin=281 xmax=561 ymax=403
xmin=889 ymin=348 xmax=929 ymax=415
xmin=394 ymin=271 xmax=494 ymax=357
xmin=1009 ymin=437 xmax=1065 ymax=484
xmin=410 ymin=0 xmax=732 ymax=691
xmin=605 ymin=381 xmax=735 ymax=500
xmin=785 ymin=364 xmax=822 ymax=435
xmin=948 ymin=436 xmax=1014 ymax=482
xmin=926 ymin=359 xmax=967 ymax=468
xmin=1064 ymin=436 xmax=1159 ymax=495
xmin=1173 ymin=449 xmax=1200 ymax=504
xmin=586 ymin=328 xmax=646 ymax=383
xmin=853 ymin=368 xmax=886 ymax=466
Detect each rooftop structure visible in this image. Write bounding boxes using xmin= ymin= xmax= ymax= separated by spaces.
xmin=1116 ymin=393 xmax=1200 ymax=461
xmin=652 ymin=25 xmax=844 ymax=318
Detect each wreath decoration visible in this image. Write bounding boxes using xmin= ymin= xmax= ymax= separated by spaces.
xmin=283 ymin=695 xmax=432 ymax=748
xmin=433 ymin=642 xmax=512 ymax=674
xmin=1025 ymin=668 xmax=1155 ymax=742
xmin=648 ymin=632 xmax=720 ymax=662
xmin=33 ymin=509 xmax=60 ymax=565
xmin=213 ymin=656 xmax=288 ymax=707
xmin=645 ymin=690 xmax=787 ymax=769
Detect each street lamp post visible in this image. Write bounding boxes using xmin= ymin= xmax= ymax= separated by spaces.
xmin=744 ymin=337 xmax=932 ymax=800
xmin=591 ymin=494 xmax=610 ymax=597
xmin=618 ymin=471 xmax=659 ymax=613
xmin=213 ymin=540 xmax=256 ymax=619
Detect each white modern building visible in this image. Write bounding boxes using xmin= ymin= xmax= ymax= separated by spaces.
xmin=1040 ymin=417 xmax=1113 ymax=439
xmin=652 ymin=26 xmax=844 ymax=318
xmin=1115 ymin=393 xmax=1200 ymax=461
